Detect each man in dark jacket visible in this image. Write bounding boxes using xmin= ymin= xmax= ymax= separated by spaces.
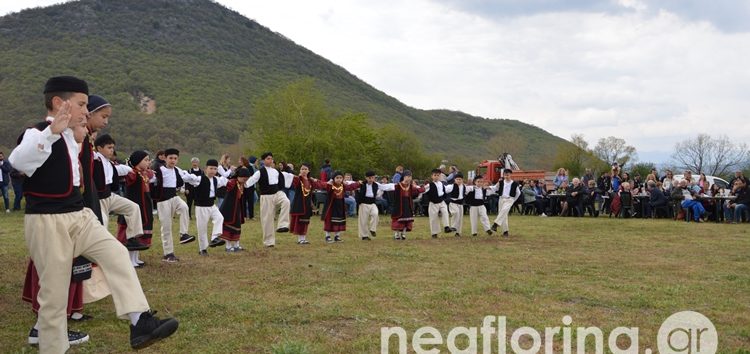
xmin=648 ymin=181 xmax=669 ymax=217
xmin=0 ymin=151 xmax=11 ymax=212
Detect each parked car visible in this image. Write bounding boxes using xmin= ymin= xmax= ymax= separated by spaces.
xmin=672 ymin=174 xmax=730 ymax=189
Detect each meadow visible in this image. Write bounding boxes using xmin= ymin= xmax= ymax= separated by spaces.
xmin=1 ymin=207 xmax=749 ymax=353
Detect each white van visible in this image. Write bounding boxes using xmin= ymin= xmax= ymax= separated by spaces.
xmin=672 ymin=174 xmax=730 ymax=189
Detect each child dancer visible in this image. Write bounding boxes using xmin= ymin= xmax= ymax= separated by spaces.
xmin=356 ymin=171 xmax=380 ymax=240
xmin=465 ymin=175 xmax=495 ymax=236
xmin=320 ymin=171 xmax=360 ymax=243
xmin=378 ymin=170 xmax=425 ymax=240
xmin=220 ymin=167 xmax=252 ymax=251
xmin=289 ymin=163 xmax=320 ymax=244
xmin=188 ymin=159 xmax=228 ymax=255
xmin=423 ymin=168 xmax=454 ymax=238
xmin=491 ymin=169 xmax=522 ymax=237
xmin=447 ymin=173 xmax=466 ymax=237
xmin=120 ymin=150 xmax=156 ymax=267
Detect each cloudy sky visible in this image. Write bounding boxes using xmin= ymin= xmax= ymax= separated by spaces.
xmin=3 ymin=0 xmax=749 ymax=163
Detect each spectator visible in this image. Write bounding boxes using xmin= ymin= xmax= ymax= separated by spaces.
xmin=674 ymin=180 xmax=706 ymax=222
xmin=521 ymin=180 xmax=537 ymax=215
xmin=581 ymin=168 xmax=594 ymax=186
xmin=534 ymin=179 xmax=548 ymax=217
xmin=375 ymin=176 xmax=389 ymax=214
xmin=583 ymin=179 xmax=600 ymax=217
xmin=611 ymin=166 xmax=622 ymax=192
xmin=683 ymin=170 xmax=694 ymax=184
xmin=553 ymin=168 xmax=568 ymax=190
xmin=648 ymin=180 xmax=669 ymax=217
xmin=320 ymin=159 xmax=332 ymax=182
xmin=697 ymin=173 xmax=709 ymax=193
xmin=343 ymin=173 xmax=357 ymax=217
xmin=0 ymin=151 xmax=11 ymax=212
xmin=561 ymin=178 xmax=583 ymax=217
xmin=725 ymin=179 xmax=749 ymax=223
xmin=661 ymin=170 xmax=674 ymax=192
xmin=446 ymin=165 xmax=459 ymax=184
xmin=729 ymin=170 xmax=749 ymax=188
xmin=10 ymin=167 xmax=24 ymax=211
xmin=650 ymin=168 xmax=660 ymax=181
xmin=392 ymin=165 xmax=404 ymax=184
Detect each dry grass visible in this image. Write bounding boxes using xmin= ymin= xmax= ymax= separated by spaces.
xmin=1 ymin=209 xmax=749 ymax=353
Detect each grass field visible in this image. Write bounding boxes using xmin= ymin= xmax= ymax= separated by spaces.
xmin=1 ymin=208 xmax=749 ymax=353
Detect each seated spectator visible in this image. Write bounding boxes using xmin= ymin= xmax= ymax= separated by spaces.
xmin=533 ymin=179 xmax=548 ymax=217
xmin=697 ymin=173 xmax=710 ymax=193
xmin=375 ymin=176 xmax=389 ymax=214
xmin=561 ymin=178 xmax=583 ymax=217
xmin=521 ymin=180 xmax=537 ymax=215
xmin=725 ymin=179 xmax=750 ymax=223
xmin=582 ymin=179 xmax=600 ymax=217
xmin=661 ymin=170 xmax=674 ymax=193
xmin=729 ymin=170 xmax=749 ymax=187
xmin=553 ymin=168 xmax=568 ymax=190
xmin=673 ymin=180 xmax=706 ymax=222
xmin=648 ymin=180 xmax=669 ymax=217
xmin=581 ymin=168 xmax=594 ymax=187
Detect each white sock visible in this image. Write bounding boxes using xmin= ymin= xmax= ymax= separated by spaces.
xmin=335 ymin=232 xmax=341 ymax=237
xmin=129 ymin=251 xmax=138 ymax=266
xmin=325 ymin=232 xmax=331 ymax=237
xmin=128 ymin=312 xmax=142 ymax=326
xmin=135 ymin=251 xmax=143 ymax=264
xmin=33 ymin=320 xmax=40 ymax=330
xmin=298 ymin=235 xmax=304 ymax=242
xmin=233 ymin=241 xmax=240 ymax=248
xmin=225 ymin=242 xmax=232 ymax=249
xmin=71 ymin=312 xmax=83 ymax=320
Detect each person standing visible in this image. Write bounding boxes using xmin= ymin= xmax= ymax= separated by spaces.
xmin=245 ymin=152 xmax=293 ymax=247
xmin=491 ymin=169 xmax=522 ymax=237
xmin=185 ymin=157 xmax=203 ymax=220
xmin=0 ymin=151 xmax=12 ymax=212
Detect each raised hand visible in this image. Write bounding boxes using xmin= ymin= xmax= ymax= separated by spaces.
xmin=49 ymin=100 xmax=72 ymax=134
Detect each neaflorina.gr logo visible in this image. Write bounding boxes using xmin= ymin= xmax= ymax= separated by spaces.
xmin=380 ymin=311 xmax=717 ymax=354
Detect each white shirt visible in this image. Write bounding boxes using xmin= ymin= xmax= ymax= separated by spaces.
xmin=161 ymin=165 xmax=202 ymax=188
xmin=217 ymin=165 xmax=232 ymax=178
xmin=453 ymin=184 xmax=465 ymax=199
xmin=208 ymin=175 xmax=229 ymax=198
xmin=9 ymin=117 xmax=80 ymax=186
xmin=94 ymin=152 xmax=132 ymax=184
xmin=424 ymin=181 xmax=454 ymax=197
xmin=496 ymin=180 xmax=520 ymax=199
xmin=365 ymin=183 xmax=375 ymax=198
xmin=246 ymin=165 xmax=294 ymax=189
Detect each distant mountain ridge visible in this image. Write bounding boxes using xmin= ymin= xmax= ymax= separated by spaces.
xmin=0 ymin=0 xmax=574 ymax=169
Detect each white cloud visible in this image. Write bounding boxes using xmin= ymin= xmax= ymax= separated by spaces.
xmin=3 ymin=0 xmax=749 ymax=162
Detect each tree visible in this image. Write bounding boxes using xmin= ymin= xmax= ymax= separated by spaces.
xmin=671 ymin=134 xmax=750 ymax=177
xmin=629 ymin=162 xmax=656 ymax=179
xmin=592 ymin=136 xmax=637 ymax=168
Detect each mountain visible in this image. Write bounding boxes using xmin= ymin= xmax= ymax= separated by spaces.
xmin=0 ymin=0 xmax=573 ymax=170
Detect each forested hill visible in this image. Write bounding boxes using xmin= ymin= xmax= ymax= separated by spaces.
xmin=0 ymin=0 xmax=573 ymax=169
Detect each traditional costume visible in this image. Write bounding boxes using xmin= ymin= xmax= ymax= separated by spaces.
xmin=188 ymin=159 xmax=227 ymax=254
xmin=320 ymin=171 xmax=360 ymax=243
xmin=245 ymin=152 xmax=294 ymax=247
xmin=220 ymin=167 xmax=252 ymax=251
xmin=289 ymin=167 xmax=319 ymax=244
xmin=379 ymin=171 xmax=425 ymax=240
xmin=424 ymin=171 xmax=454 ymax=238
xmin=491 ymin=172 xmax=522 ymax=237
xmin=465 ymin=184 xmax=494 ymax=236
xmin=356 ymin=171 xmax=380 ymax=240
xmin=447 ymin=175 xmax=466 ymax=237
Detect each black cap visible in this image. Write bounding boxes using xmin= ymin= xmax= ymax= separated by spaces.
xmin=87 ymin=94 xmax=110 ymax=113
xmin=248 ymin=155 xmax=257 ymax=163
xmin=455 ymin=173 xmax=464 ymax=179
xmin=129 ymin=150 xmax=148 ymax=167
xmin=331 ymin=170 xmax=343 ymax=180
xmin=504 ymin=168 xmax=513 ymax=174
xmin=236 ymin=167 xmax=251 ymax=177
xmin=206 ymin=159 xmax=218 ymax=167
xmin=165 ymin=148 xmax=179 ymax=156
xmin=44 ymin=76 xmax=89 ymax=94
xmin=365 ymin=170 xmax=376 ymax=177
xmin=94 ymin=134 xmax=115 ymax=147
xmin=431 ymin=168 xmax=442 ymax=174
xmin=261 ymin=152 xmax=273 ymax=160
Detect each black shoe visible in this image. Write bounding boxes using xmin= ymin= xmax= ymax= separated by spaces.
xmin=431 ymin=234 xmax=438 ymax=239
xmin=370 ymin=231 xmax=377 ymax=237
xmin=70 ymin=313 xmax=94 ymax=322
xmin=487 ymin=230 xmax=494 ymax=236
xmin=401 ymin=234 xmax=407 ymax=240
xmin=161 ymin=253 xmax=179 ymax=263
xmin=325 ymin=236 xmax=334 ymax=244
xmin=130 ymin=310 xmax=179 ymax=350
xmin=362 ymin=236 xmax=371 ymax=241
xmin=471 ymin=233 xmax=477 ymax=237
xmin=126 ymin=237 xmax=150 ymax=251
xmin=209 ymin=238 xmax=225 ymax=248
xmin=502 ymin=231 xmax=509 ymax=238
xmin=28 ymin=328 xmax=90 ymax=346
xmin=455 ymin=233 xmax=461 ymax=238
xmin=491 ymin=223 xmax=498 ymax=232
xmin=451 ymin=227 xmax=457 ymax=232
xmin=198 ymin=250 xmax=208 ymax=256
xmin=444 ymin=226 xmax=452 ymax=233
xmin=276 ymin=227 xmax=289 ymax=233
xmin=334 ymin=235 xmax=342 ymax=242
xmin=179 ymin=234 xmax=195 ymax=244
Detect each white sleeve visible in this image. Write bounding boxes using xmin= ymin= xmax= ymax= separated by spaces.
xmin=218 ymin=166 xmax=232 ymax=178
xmin=281 ymin=171 xmax=295 ymax=188
xmin=444 ymin=183 xmax=454 ymax=193
xmin=378 ymin=182 xmax=396 ymax=192
xmin=245 ymin=170 xmax=261 ymax=187
xmin=8 ymin=126 xmax=61 ymax=177
xmin=114 ymin=164 xmax=133 ymax=176
xmin=465 ymin=185 xmax=475 ymax=192
xmin=178 ymin=168 xmax=202 ymax=186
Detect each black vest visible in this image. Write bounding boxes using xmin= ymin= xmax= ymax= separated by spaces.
xmin=154 ymin=166 xmax=184 ymax=201
xmin=21 ymin=122 xmax=84 ymax=214
xmin=426 ymin=182 xmax=446 ymax=204
xmin=497 ymin=180 xmax=519 ymax=198
xmin=448 ymin=184 xmax=465 ymax=204
xmin=194 ymin=176 xmax=218 ymax=207
xmin=468 ymin=188 xmax=487 ymax=207
xmin=258 ymin=167 xmax=284 ymax=195
xmin=357 ymin=183 xmax=378 ymax=204
xmin=80 ymin=133 xmax=103 ymax=223
xmin=93 ymin=158 xmax=112 ymax=199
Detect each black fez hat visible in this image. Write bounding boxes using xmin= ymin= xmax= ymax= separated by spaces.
xmin=504 ymin=168 xmax=513 ymax=174
xmin=129 ymin=150 xmax=148 ymax=167
xmin=261 ymin=152 xmax=273 ymax=160
xmin=87 ymin=94 xmax=110 ymax=113
xmin=236 ymin=167 xmax=251 ymax=177
xmin=164 ymin=148 xmax=179 ymax=156
xmin=365 ymin=170 xmax=376 ymax=177
xmin=44 ymin=76 xmax=89 ymax=95
xmin=206 ymin=159 xmax=219 ymax=167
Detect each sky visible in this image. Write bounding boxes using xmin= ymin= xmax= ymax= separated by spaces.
xmin=3 ymin=0 xmax=750 ymax=163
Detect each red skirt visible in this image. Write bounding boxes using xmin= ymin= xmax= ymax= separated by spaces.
xmin=221 ymin=225 xmax=241 ymax=242
xmin=22 ymin=260 xmax=83 ymax=315
xmin=117 ymin=217 xmax=152 ymax=246
xmin=291 ymin=214 xmax=310 ymax=235
xmin=323 ymin=218 xmax=346 ymax=232
xmin=391 ymin=217 xmax=414 ymax=232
